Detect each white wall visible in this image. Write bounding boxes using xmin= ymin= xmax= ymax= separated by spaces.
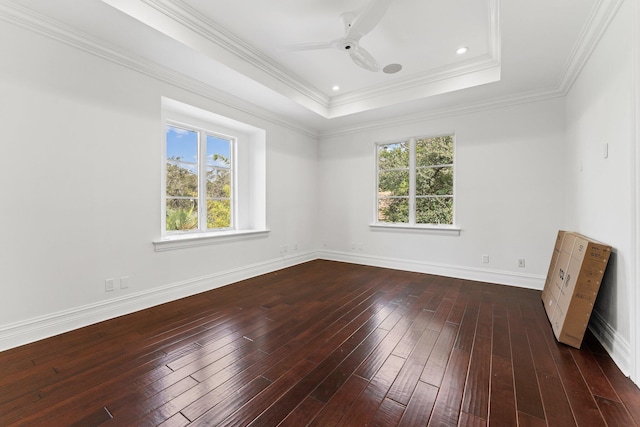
xmin=1 ymin=3 xmax=636 ymax=387
xmin=565 ymin=0 xmax=637 ymax=376
xmin=318 ymin=99 xmax=566 ymax=288
xmin=0 ymin=20 xmax=318 ymax=350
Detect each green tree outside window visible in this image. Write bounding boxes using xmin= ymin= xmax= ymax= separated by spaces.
xmin=377 ymin=135 xmax=454 ymax=225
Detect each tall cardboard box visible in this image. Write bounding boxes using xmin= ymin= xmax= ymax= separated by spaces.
xmin=541 ymin=231 xmax=611 ymax=348
xmin=541 ymin=230 xmax=567 ymax=319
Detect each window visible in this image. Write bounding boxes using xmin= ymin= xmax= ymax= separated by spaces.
xmin=376 ymin=134 xmax=454 ymax=226
xmin=156 ymin=97 xmax=267 ymax=250
xmin=165 ymin=124 xmax=234 ymax=233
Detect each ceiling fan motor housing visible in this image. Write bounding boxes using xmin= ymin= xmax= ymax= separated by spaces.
xmin=340 ymin=40 xmax=357 ymax=51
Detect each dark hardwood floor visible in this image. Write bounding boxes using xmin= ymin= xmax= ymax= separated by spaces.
xmin=1 ymin=260 xmax=639 ymax=426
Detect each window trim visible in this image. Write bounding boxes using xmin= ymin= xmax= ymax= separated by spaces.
xmin=374 ymin=133 xmax=457 ymax=230
xmin=369 ymin=222 xmax=461 ymax=236
xmin=158 ymin=97 xmax=268 ymax=250
xmin=153 ymin=229 xmax=270 ymax=251
xmin=163 ymin=120 xmax=237 ymax=236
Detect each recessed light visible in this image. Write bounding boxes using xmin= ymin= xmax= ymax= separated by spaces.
xmin=456 ymin=46 xmax=468 ymax=55
xmin=332 ymin=85 xmax=340 ymax=91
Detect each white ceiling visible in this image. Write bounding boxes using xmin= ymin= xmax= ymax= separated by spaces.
xmin=182 ymin=0 xmax=499 ymax=97
xmin=6 ymin=0 xmax=604 ymax=133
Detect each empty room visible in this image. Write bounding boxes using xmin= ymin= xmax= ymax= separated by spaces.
xmin=1 ymin=0 xmax=639 ymax=425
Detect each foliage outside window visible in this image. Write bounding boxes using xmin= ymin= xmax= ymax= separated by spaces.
xmin=377 ymin=134 xmax=454 ymax=225
xmin=165 ymin=124 xmax=233 ymax=233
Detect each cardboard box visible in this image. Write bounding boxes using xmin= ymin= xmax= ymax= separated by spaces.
xmin=543 ymin=230 xmax=566 ymax=283
xmin=541 ymin=231 xmax=611 ymax=348
xmin=541 ymin=230 xmax=565 ymax=319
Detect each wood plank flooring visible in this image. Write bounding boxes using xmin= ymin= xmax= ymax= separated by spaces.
xmin=1 ymin=260 xmax=639 ymax=426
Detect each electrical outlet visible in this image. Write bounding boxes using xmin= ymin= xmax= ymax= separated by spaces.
xmin=482 ymin=255 xmax=489 ymax=263
xmin=518 ymin=259 xmax=526 ymax=268
xmin=105 ymin=278 xmax=115 ymax=292
xmin=120 ymin=276 xmax=129 ymax=289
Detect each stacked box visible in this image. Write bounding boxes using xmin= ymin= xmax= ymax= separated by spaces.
xmin=541 ymin=230 xmax=611 ymax=348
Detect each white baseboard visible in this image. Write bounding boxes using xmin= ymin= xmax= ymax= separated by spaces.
xmin=320 ymin=251 xmax=636 ymax=378
xmin=588 ymin=310 xmax=632 ymax=376
xmin=318 ymin=250 xmax=545 ymax=290
xmin=0 ymin=251 xmax=316 ymax=352
xmin=2 ymin=250 xmax=613 ymax=357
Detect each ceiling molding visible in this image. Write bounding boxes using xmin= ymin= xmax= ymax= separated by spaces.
xmin=2 ymin=0 xmax=613 ymax=140
xmin=0 ymin=0 xmax=320 ymax=139
xmin=327 ymin=0 xmax=502 ymax=117
xmin=319 ymin=88 xmax=565 ymax=139
xmin=143 ymin=0 xmax=330 ymax=107
xmin=327 ymin=62 xmax=501 ymax=119
xmin=557 ymin=0 xmax=625 ymax=95
xmin=102 ymin=0 xmax=331 ymax=117
xmin=324 ymin=0 xmax=501 ymax=117
xmin=320 ymin=0 xmax=623 ymax=139
xmin=488 ymin=0 xmax=502 ymax=61
xmin=103 ymin=0 xmax=502 ymax=119
xmin=330 ymin=55 xmax=500 ymax=107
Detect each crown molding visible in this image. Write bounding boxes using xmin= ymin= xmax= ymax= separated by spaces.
xmin=0 ymin=0 xmax=319 ymax=139
xmin=104 ymin=0 xmax=502 ymax=119
xmin=330 ymin=55 xmax=499 ymax=108
xmin=144 ymin=0 xmax=329 ymax=107
xmin=324 ymin=0 xmax=501 ymax=117
xmin=557 ymin=0 xmax=625 ymax=95
xmin=2 ymin=0 xmax=618 ymax=139
xmin=102 ymin=0 xmax=330 ymax=117
xmin=488 ymin=0 xmax=502 ymax=61
xmin=327 ymin=0 xmax=501 ymax=109
xmin=326 ymin=62 xmax=501 ymax=119
xmin=319 ymin=88 xmax=565 ymax=139
xmin=321 ymin=0 xmax=623 ymax=139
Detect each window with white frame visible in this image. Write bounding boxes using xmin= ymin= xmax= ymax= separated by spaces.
xmin=376 ymin=134 xmax=455 ymax=226
xmin=164 ymin=123 xmax=234 ymax=233
xmin=157 ymin=97 xmax=267 ymax=250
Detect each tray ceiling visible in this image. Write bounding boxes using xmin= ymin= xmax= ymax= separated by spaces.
xmin=3 ymin=0 xmax=606 ymax=132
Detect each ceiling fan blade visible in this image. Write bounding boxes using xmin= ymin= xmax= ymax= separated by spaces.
xmin=347 ymin=0 xmax=393 ymax=40
xmin=349 ymin=46 xmax=380 ymax=72
xmin=286 ymin=42 xmax=335 ymax=51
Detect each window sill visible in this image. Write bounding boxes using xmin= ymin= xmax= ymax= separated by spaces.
xmin=369 ymin=223 xmax=461 ymax=236
xmin=153 ymin=229 xmax=270 ymax=252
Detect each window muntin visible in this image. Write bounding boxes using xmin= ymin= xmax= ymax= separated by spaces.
xmin=377 ymin=134 xmax=454 ymax=226
xmin=165 ymin=123 xmax=234 ymax=234
xmin=205 ymin=134 xmax=232 ymax=229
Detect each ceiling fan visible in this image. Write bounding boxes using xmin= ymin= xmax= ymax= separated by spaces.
xmin=289 ymin=0 xmax=401 ymax=74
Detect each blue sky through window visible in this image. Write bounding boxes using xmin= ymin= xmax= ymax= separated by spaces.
xmin=166 ymin=125 xmax=231 ymax=169
xmin=166 ymin=125 xmax=197 ymax=163
xmin=207 ymin=135 xmax=231 ymax=168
